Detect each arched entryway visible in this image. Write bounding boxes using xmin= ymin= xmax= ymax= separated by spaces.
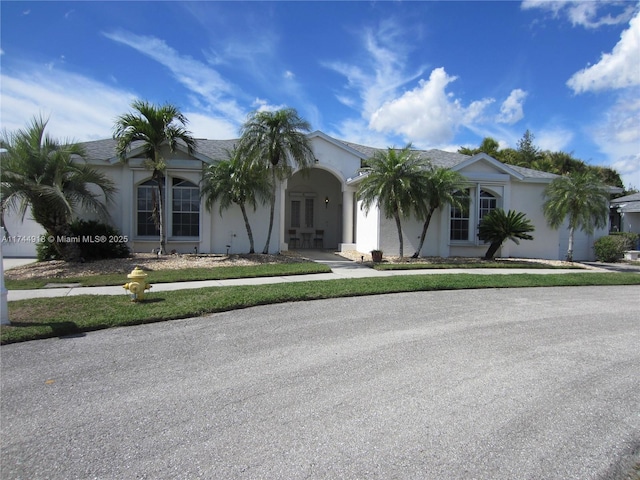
xmin=285 ymin=167 xmax=343 ymax=250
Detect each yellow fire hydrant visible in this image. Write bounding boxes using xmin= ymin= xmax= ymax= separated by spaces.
xmin=123 ymin=267 xmax=151 ymax=302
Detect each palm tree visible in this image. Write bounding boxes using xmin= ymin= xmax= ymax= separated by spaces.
xmin=1 ymin=117 xmax=116 ymax=261
xmin=478 ymin=209 xmax=535 ymax=260
xmin=238 ymin=107 xmax=314 ymax=254
xmin=412 ymin=166 xmax=468 ymax=258
xmin=201 ymin=148 xmax=272 ymax=254
xmin=113 ymin=100 xmax=197 ymax=254
xmin=357 ymin=145 xmax=431 ymax=258
xmin=542 ymin=171 xmax=610 ymax=261
xmin=458 ymin=137 xmax=500 ymax=158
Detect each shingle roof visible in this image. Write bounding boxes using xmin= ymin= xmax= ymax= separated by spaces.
xmin=77 ymin=133 xmax=557 ymax=181
xmin=611 ymin=192 xmax=640 ymax=204
xmin=339 ymin=139 xmax=557 ymax=180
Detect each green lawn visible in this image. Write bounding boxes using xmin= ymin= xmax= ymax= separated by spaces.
xmin=3 ymin=272 xmax=639 ymax=345
xmin=4 ymin=262 xmax=332 ymax=289
xmin=372 ymin=261 xmax=578 ymax=270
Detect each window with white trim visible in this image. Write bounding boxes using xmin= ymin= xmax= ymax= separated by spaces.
xmin=171 ymin=178 xmax=200 ymax=237
xmin=450 ymin=190 xmax=470 ymax=241
xmin=137 ymin=179 xmax=164 ymax=236
xmin=291 ymin=200 xmax=301 ymax=228
xmin=449 ymin=187 xmax=500 ymax=242
xmin=304 ymin=198 xmax=314 ymax=228
xmin=478 ymin=190 xmax=497 ymax=222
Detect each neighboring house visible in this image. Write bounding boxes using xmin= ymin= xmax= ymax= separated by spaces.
xmin=1 ymin=130 xmax=611 ymax=260
xmin=610 ymin=192 xmax=640 ymax=244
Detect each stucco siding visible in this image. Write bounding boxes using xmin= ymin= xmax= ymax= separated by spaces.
xmin=355 ymin=201 xmax=380 ymax=254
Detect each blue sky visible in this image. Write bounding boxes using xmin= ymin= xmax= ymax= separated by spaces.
xmin=2 ymin=1 xmax=639 ymax=188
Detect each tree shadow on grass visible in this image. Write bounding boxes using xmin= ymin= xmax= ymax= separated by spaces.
xmin=6 ymin=321 xmax=85 ymax=339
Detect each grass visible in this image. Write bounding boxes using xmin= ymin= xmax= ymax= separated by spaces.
xmin=372 ymin=261 xmax=577 ymax=271
xmin=3 ymin=271 xmax=640 ymax=344
xmin=4 ymin=262 xmax=332 ymax=289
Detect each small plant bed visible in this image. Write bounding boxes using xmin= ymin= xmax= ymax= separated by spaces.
xmin=4 ymin=253 xmax=330 ymax=289
xmin=3 ymin=272 xmax=640 ymax=344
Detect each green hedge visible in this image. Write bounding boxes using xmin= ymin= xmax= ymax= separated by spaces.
xmin=594 ymin=233 xmax=639 ymax=262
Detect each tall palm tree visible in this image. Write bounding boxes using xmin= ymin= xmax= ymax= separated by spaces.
xmin=1 ymin=117 xmax=116 ymax=261
xmin=201 ymin=148 xmax=272 ymax=254
xmin=357 ymin=145 xmax=431 ymax=258
xmin=113 ymin=100 xmax=197 ymax=254
xmin=238 ymin=108 xmax=314 ymax=254
xmin=478 ymin=209 xmax=534 ymax=260
xmin=542 ymin=171 xmax=610 ymax=261
xmin=412 ymin=166 xmax=468 ymax=258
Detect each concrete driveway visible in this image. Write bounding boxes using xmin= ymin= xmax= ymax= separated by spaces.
xmin=1 ymin=286 xmax=639 ymax=479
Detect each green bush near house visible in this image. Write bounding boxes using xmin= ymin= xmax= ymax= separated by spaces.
xmin=37 ymin=219 xmax=130 ymax=261
xmin=594 ymin=233 xmax=639 ymax=262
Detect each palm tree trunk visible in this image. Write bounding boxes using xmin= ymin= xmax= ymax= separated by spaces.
xmin=51 ymin=225 xmax=83 ymax=262
xmin=240 ymin=203 xmax=255 ymax=254
xmin=566 ymin=225 xmax=575 ymax=261
xmin=412 ymin=211 xmax=433 ymax=258
xmin=393 ymin=210 xmax=404 ymax=258
xmin=483 ymin=242 xmax=501 ymax=260
xmin=154 ymin=172 xmax=166 ymax=255
xmin=262 ymin=167 xmax=277 ymax=254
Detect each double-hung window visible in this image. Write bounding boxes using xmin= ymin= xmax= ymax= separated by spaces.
xmin=172 ymin=179 xmax=199 ymax=237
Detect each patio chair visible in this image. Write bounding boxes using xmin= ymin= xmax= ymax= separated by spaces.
xmin=288 ymin=229 xmax=299 ymax=249
xmin=313 ymin=229 xmax=324 ymax=248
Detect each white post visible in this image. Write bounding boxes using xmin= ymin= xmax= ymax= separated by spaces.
xmin=1 ymin=227 xmax=10 ymax=325
xmin=342 ymin=189 xmax=354 ymax=244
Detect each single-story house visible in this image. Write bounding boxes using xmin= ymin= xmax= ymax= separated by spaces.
xmin=2 ymin=130 xmax=611 ymax=261
xmin=610 ymin=193 xmax=640 ymax=250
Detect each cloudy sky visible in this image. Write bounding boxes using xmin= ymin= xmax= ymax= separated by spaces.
xmin=1 ymin=1 xmax=639 ymax=188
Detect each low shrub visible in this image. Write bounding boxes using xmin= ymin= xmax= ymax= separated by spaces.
xmin=36 ymin=220 xmax=130 ymax=261
xmin=594 ymin=234 xmax=636 ymax=262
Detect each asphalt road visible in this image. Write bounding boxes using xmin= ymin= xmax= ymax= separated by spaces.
xmin=1 ymin=286 xmax=639 ymax=479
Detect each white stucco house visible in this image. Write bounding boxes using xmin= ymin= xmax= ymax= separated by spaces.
xmin=2 ymin=130 xmax=611 ymax=261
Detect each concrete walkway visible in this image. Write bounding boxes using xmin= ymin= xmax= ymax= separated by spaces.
xmin=4 ymin=250 xmax=634 ymax=302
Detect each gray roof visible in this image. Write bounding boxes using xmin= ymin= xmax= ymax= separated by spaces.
xmin=611 ymin=192 xmax=640 ymax=213
xmin=77 ymin=132 xmax=557 ymax=181
xmin=611 ymin=192 xmax=640 ymax=204
xmin=341 ymin=139 xmax=557 ymax=180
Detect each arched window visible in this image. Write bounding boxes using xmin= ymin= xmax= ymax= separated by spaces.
xmin=450 ymin=189 xmax=470 ymax=241
xmin=172 ymin=178 xmax=199 ymax=237
xmin=137 ymin=179 xmax=164 ymax=237
xmin=449 ymin=187 xmax=500 ymax=242
xmin=478 ymin=190 xmax=497 ymax=221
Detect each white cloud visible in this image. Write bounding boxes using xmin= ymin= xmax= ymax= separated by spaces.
xmin=522 ymin=1 xmax=636 ymax=29
xmin=369 ymin=67 xmax=495 ymax=145
xmin=184 ymin=112 xmax=239 ymax=140
xmin=536 ymin=127 xmax=574 ymax=152
xmin=0 ymin=67 xmax=136 ymax=141
xmin=103 ymin=30 xmax=246 ymax=123
xmin=323 ymin=20 xmax=426 ymax=119
xmin=497 ymin=89 xmax=528 ymax=124
xmin=567 ymin=10 xmax=640 ymax=93
xmin=590 ymin=90 xmax=640 ymax=189
xmin=0 ymin=63 xmax=239 ymax=147
xmin=251 ymin=98 xmax=288 ymax=113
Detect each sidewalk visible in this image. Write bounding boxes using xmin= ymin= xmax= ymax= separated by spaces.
xmin=5 ymin=251 xmax=625 ymax=302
